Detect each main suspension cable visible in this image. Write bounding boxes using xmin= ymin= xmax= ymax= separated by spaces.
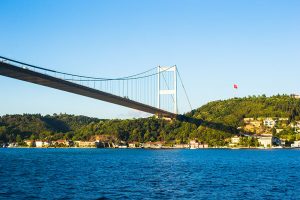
xmin=0 ymin=55 xmax=156 ymax=81
xmin=176 ymin=66 xmax=193 ymax=111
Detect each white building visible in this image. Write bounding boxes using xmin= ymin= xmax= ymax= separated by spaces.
xmin=291 ymin=141 xmax=300 ymax=148
xmin=8 ymin=143 xmax=17 ymax=148
xmin=231 ymin=136 xmax=240 ymax=144
xmin=189 ymin=140 xmax=199 ymax=149
xmin=174 ymin=144 xmax=190 ymax=149
xmin=74 ymin=141 xmax=96 ymax=147
xmin=263 ymin=118 xmax=277 ymax=128
xmin=198 ymin=144 xmax=209 ymax=148
xmin=257 ymin=134 xmax=281 ymax=148
xmin=35 ymin=141 xmax=43 ymax=148
xmin=189 ymin=140 xmax=208 ymax=149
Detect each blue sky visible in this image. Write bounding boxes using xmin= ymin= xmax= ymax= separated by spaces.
xmin=0 ymin=0 xmax=299 ymax=118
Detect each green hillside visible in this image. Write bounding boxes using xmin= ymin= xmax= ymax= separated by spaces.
xmin=1 ymin=95 xmax=300 ymax=146
xmin=187 ymin=94 xmax=300 ymax=127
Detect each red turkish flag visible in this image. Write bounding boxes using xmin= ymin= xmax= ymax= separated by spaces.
xmin=234 ymin=84 xmax=238 ymax=89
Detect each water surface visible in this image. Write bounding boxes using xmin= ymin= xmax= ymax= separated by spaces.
xmin=0 ymin=149 xmax=299 ymax=200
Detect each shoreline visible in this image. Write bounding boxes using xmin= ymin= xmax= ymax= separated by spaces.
xmin=2 ymin=147 xmax=299 ymax=150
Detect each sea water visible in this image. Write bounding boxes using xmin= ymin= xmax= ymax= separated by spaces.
xmin=0 ymin=148 xmax=300 ymax=200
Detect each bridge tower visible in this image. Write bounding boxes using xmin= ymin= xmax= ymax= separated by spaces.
xmin=157 ymin=66 xmax=178 ymax=114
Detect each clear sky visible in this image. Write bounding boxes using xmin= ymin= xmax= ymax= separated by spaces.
xmin=0 ymin=0 xmax=299 ymax=118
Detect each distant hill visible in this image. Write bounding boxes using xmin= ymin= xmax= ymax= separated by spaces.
xmin=1 ymin=95 xmax=300 ymax=146
xmin=0 ymin=114 xmax=101 ymax=142
xmin=186 ymin=94 xmax=300 ymax=128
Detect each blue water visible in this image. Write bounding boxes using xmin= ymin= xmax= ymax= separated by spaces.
xmin=0 ymin=149 xmax=300 ymax=200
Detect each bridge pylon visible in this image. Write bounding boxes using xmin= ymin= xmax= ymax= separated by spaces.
xmin=157 ymin=66 xmax=178 ymax=115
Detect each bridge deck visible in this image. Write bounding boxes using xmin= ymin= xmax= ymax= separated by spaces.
xmin=0 ymin=62 xmax=176 ymax=118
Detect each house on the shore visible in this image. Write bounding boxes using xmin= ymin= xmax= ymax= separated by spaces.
xmin=199 ymin=144 xmax=209 ymax=148
xmin=35 ymin=141 xmax=51 ymax=147
xmin=231 ymin=136 xmax=240 ymax=144
xmin=143 ymin=141 xmax=164 ymax=149
xmin=189 ymin=140 xmax=208 ymax=149
xmin=74 ymin=141 xmax=96 ymax=148
xmin=35 ymin=140 xmax=44 ymax=148
xmin=257 ymin=134 xmax=281 ymax=148
xmin=291 ymin=141 xmax=300 ymax=148
xmin=128 ymin=142 xmax=140 ymax=148
xmin=189 ymin=140 xmax=199 ymax=149
xmin=228 ymin=136 xmax=241 ymax=147
xmin=116 ymin=141 xmax=128 ymax=148
xmin=174 ymin=144 xmax=190 ymax=149
xmin=8 ymin=143 xmax=17 ymax=148
xmin=53 ymin=140 xmax=71 ymax=147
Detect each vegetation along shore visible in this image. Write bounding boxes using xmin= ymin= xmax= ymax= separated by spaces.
xmin=1 ymin=95 xmax=300 ymax=149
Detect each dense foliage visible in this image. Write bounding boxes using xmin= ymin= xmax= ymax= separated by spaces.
xmin=1 ymin=95 xmax=300 ymax=146
xmin=187 ymin=94 xmax=300 ymax=128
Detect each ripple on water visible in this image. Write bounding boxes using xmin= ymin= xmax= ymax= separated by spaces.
xmin=0 ymin=149 xmax=300 ymax=199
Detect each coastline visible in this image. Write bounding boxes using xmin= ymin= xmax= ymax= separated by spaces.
xmin=2 ymin=146 xmax=299 ymax=150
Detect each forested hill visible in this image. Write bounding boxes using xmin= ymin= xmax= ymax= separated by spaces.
xmin=186 ymin=95 xmax=300 ymax=128
xmin=1 ymin=95 xmax=300 ymax=146
xmin=0 ymin=114 xmax=102 ymax=142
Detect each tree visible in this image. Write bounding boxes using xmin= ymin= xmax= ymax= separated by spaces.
xmin=16 ymin=134 xmax=22 ymax=143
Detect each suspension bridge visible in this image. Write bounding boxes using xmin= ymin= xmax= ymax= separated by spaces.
xmin=0 ymin=56 xmax=192 ymax=118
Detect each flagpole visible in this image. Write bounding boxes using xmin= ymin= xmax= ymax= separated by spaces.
xmin=234 ymin=84 xmax=238 ymax=98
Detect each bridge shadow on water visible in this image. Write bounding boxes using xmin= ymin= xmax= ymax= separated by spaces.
xmin=176 ymin=115 xmax=239 ymax=134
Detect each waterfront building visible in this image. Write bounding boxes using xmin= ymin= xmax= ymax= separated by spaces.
xmin=53 ymin=140 xmax=70 ymax=147
xmin=231 ymin=136 xmax=240 ymax=144
xmin=257 ymin=134 xmax=281 ymax=148
xmin=8 ymin=143 xmax=17 ymax=148
xmin=257 ymin=135 xmax=272 ymax=148
xmin=291 ymin=141 xmax=300 ymax=148
xmin=198 ymin=144 xmax=209 ymax=148
xmin=143 ymin=141 xmax=164 ymax=149
xmin=229 ymin=136 xmax=241 ymax=147
xmin=189 ymin=140 xmax=200 ymax=149
xmin=74 ymin=141 xmax=96 ymax=148
xmin=189 ymin=140 xmax=208 ymax=149
xmin=174 ymin=144 xmax=190 ymax=149
xmin=117 ymin=141 xmax=128 ymax=148
xmin=128 ymin=142 xmax=140 ymax=148
xmin=35 ymin=141 xmax=43 ymax=148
